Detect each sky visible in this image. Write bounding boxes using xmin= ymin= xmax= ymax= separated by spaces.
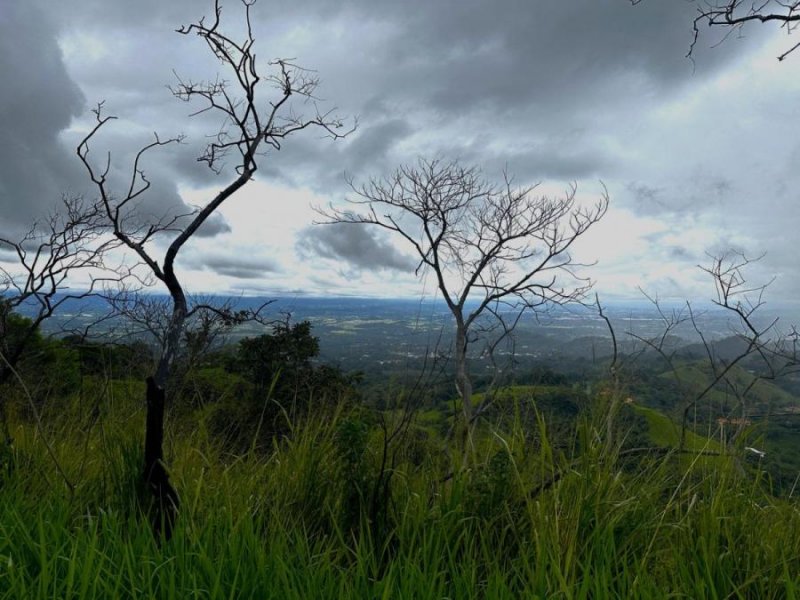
xmin=0 ymin=0 xmax=798 ymax=309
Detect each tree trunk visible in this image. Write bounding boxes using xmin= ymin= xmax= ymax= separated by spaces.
xmin=142 ymin=291 xmax=185 ymax=541
xmin=454 ymin=320 xmax=473 ymax=426
xmin=143 ymin=376 xmax=179 ymax=539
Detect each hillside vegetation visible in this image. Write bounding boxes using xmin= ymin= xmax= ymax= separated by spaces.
xmin=2 ymin=362 xmax=800 ymax=598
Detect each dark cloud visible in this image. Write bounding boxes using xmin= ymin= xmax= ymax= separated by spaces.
xmin=307 ymin=275 xmax=343 ymax=292
xmin=299 ymin=224 xmax=417 ymax=272
xmin=196 ymin=213 xmax=232 ymax=238
xmin=627 ymin=182 xmax=668 ymax=214
xmin=40 ymin=0 xmax=759 ymax=196
xmin=456 ymin=142 xmax=611 ymax=183
xmin=344 ymin=119 xmax=413 ymax=170
xmin=183 ymin=252 xmax=280 ymax=279
xmin=310 ymin=0 xmax=759 ymax=122
xmin=0 ymin=1 xmax=237 ymax=242
xmin=625 ymin=173 xmax=735 ymax=217
xmin=0 ymin=2 xmax=85 ymax=229
xmin=1 ymin=0 xmax=796 ymax=301
xmin=254 ymin=117 xmax=413 ymax=192
xmin=258 ymin=0 xmax=745 ymax=187
xmin=667 ymin=246 xmax=694 ymax=261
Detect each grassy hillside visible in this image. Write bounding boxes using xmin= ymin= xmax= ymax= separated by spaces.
xmin=658 ymin=362 xmax=796 ymax=413
xmin=2 ymin=378 xmax=800 ymax=598
xmin=631 ymin=404 xmax=722 ymax=452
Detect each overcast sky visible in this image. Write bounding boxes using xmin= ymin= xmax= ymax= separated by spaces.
xmin=1 ymin=0 xmax=798 ymax=308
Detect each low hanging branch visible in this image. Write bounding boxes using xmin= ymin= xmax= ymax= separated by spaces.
xmin=689 ymin=0 xmax=800 ymax=61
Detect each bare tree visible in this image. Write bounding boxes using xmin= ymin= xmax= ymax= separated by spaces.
xmin=77 ymin=0 xmax=349 ymax=538
xmin=0 ymin=196 xmax=124 ymax=418
xmin=627 ymin=251 xmax=796 ymax=452
xmin=319 ymin=159 xmax=608 ymax=441
xmin=595 ymin=293 xmax=622 ymax=449
xmin=0 ymin=195 xmax=122 ymax=465
xmin=103 ymin=290 xmax=276 ymax=404
xmin=632 ymin=0 xmax=800 ymax=61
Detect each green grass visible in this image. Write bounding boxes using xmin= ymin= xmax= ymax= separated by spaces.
xmin=1 ymin=385 xmax=800 ymax=598
xmin=631 ymin=404 xmax=723 ymax=452
xmin=661 ymin=362 xmax=797 ymax=410
xmin=470 ymin=384 xmax=577 ymax=406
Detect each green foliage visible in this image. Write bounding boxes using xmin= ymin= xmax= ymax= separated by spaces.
xmin=0 ymin=310 xmax=38 ymax=360
xmin=178 ymin=367 xmax=251 ymax=410
xmin=61 ymin=337 xmax=153 ymax=381
xmin=3 ymin=395 xmax=800 ymax=598
xmin=196 ymin=320 xmax=360 ymax=451
xmin=233 ymin=320 xmax=321 ymax=400
xmin=474 ymin=385 xmax=585 ymax=455
xmin=230 ymin=320 xmax=359 ymax=406
xmin=0 ymin=306 xmax=84 ymax=413
xmin=632 ymin=404 xmax=723 ymax=453
xmin=0 ymin=440 xmax=12 ymax=488
xmin=466 ymin=449 xmax=514 ymax=520
xmin=1 ymin=336 xmax=81 ymax=414
xmin=2 ymin=314 xmax=800 ymax=597
xmin=334 ymin=417 xmax=370 ymax=532
xmin=25 ymin=339 xmax=81 ymax=399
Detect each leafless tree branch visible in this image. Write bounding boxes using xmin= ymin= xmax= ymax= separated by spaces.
xmin=632 ymin=0 xmax=800 ymax=60
xmin=629 ymin=251 xmax=794 ymax=452
xmin=317 ymin=158 xmax=608 ymax=444
xmin=75 ymin=0 xmax=351 ymax=539
xmin=0 ymin=195 xmax=126 ymax=462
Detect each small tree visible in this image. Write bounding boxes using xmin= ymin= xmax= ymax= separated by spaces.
xmin=0 ymin=196 xmax=125 ymax=490
xmin=320 ymin=159 xmax=608 ymax=437
xmin=77 ymin=0 xmax=349 ymax=537
xmin=222 ymin=319 xmax=358 ymax=448
xmin=236 ymin=320 xmax=320 ymax=402
xmin=626 ymin=251 xmax=798 ymax=452
xmin=0 ymin=196 xmax=120 ymax=445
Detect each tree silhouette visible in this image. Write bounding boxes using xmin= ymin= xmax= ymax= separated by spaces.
xmin=77 ymin=0 xmax=350 ymax=538
xmin=632 ymin=0 xmax=800 ymax=61
xmin=320 ymin=158 xmax=608 ymax=444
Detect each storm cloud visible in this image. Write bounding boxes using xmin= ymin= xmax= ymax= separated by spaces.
xmin=0 ymin=0 xmax=797 ymax=301
xmin=0 ymin=2 xmax=85 ymax=229
xmin=183 ymin=251 xmax=281 ymax=280
xmin=299 ymin=224 xmax=417 ymax=273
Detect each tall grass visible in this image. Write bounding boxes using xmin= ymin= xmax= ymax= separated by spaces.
xmin=1 ymin=385 xmax=799 ymax=598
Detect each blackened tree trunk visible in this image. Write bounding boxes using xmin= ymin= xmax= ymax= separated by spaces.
xmin=141 ymin=266 xmax=187 ymax=540
xmin=144 ymin=376 xmax=179 ymax=538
